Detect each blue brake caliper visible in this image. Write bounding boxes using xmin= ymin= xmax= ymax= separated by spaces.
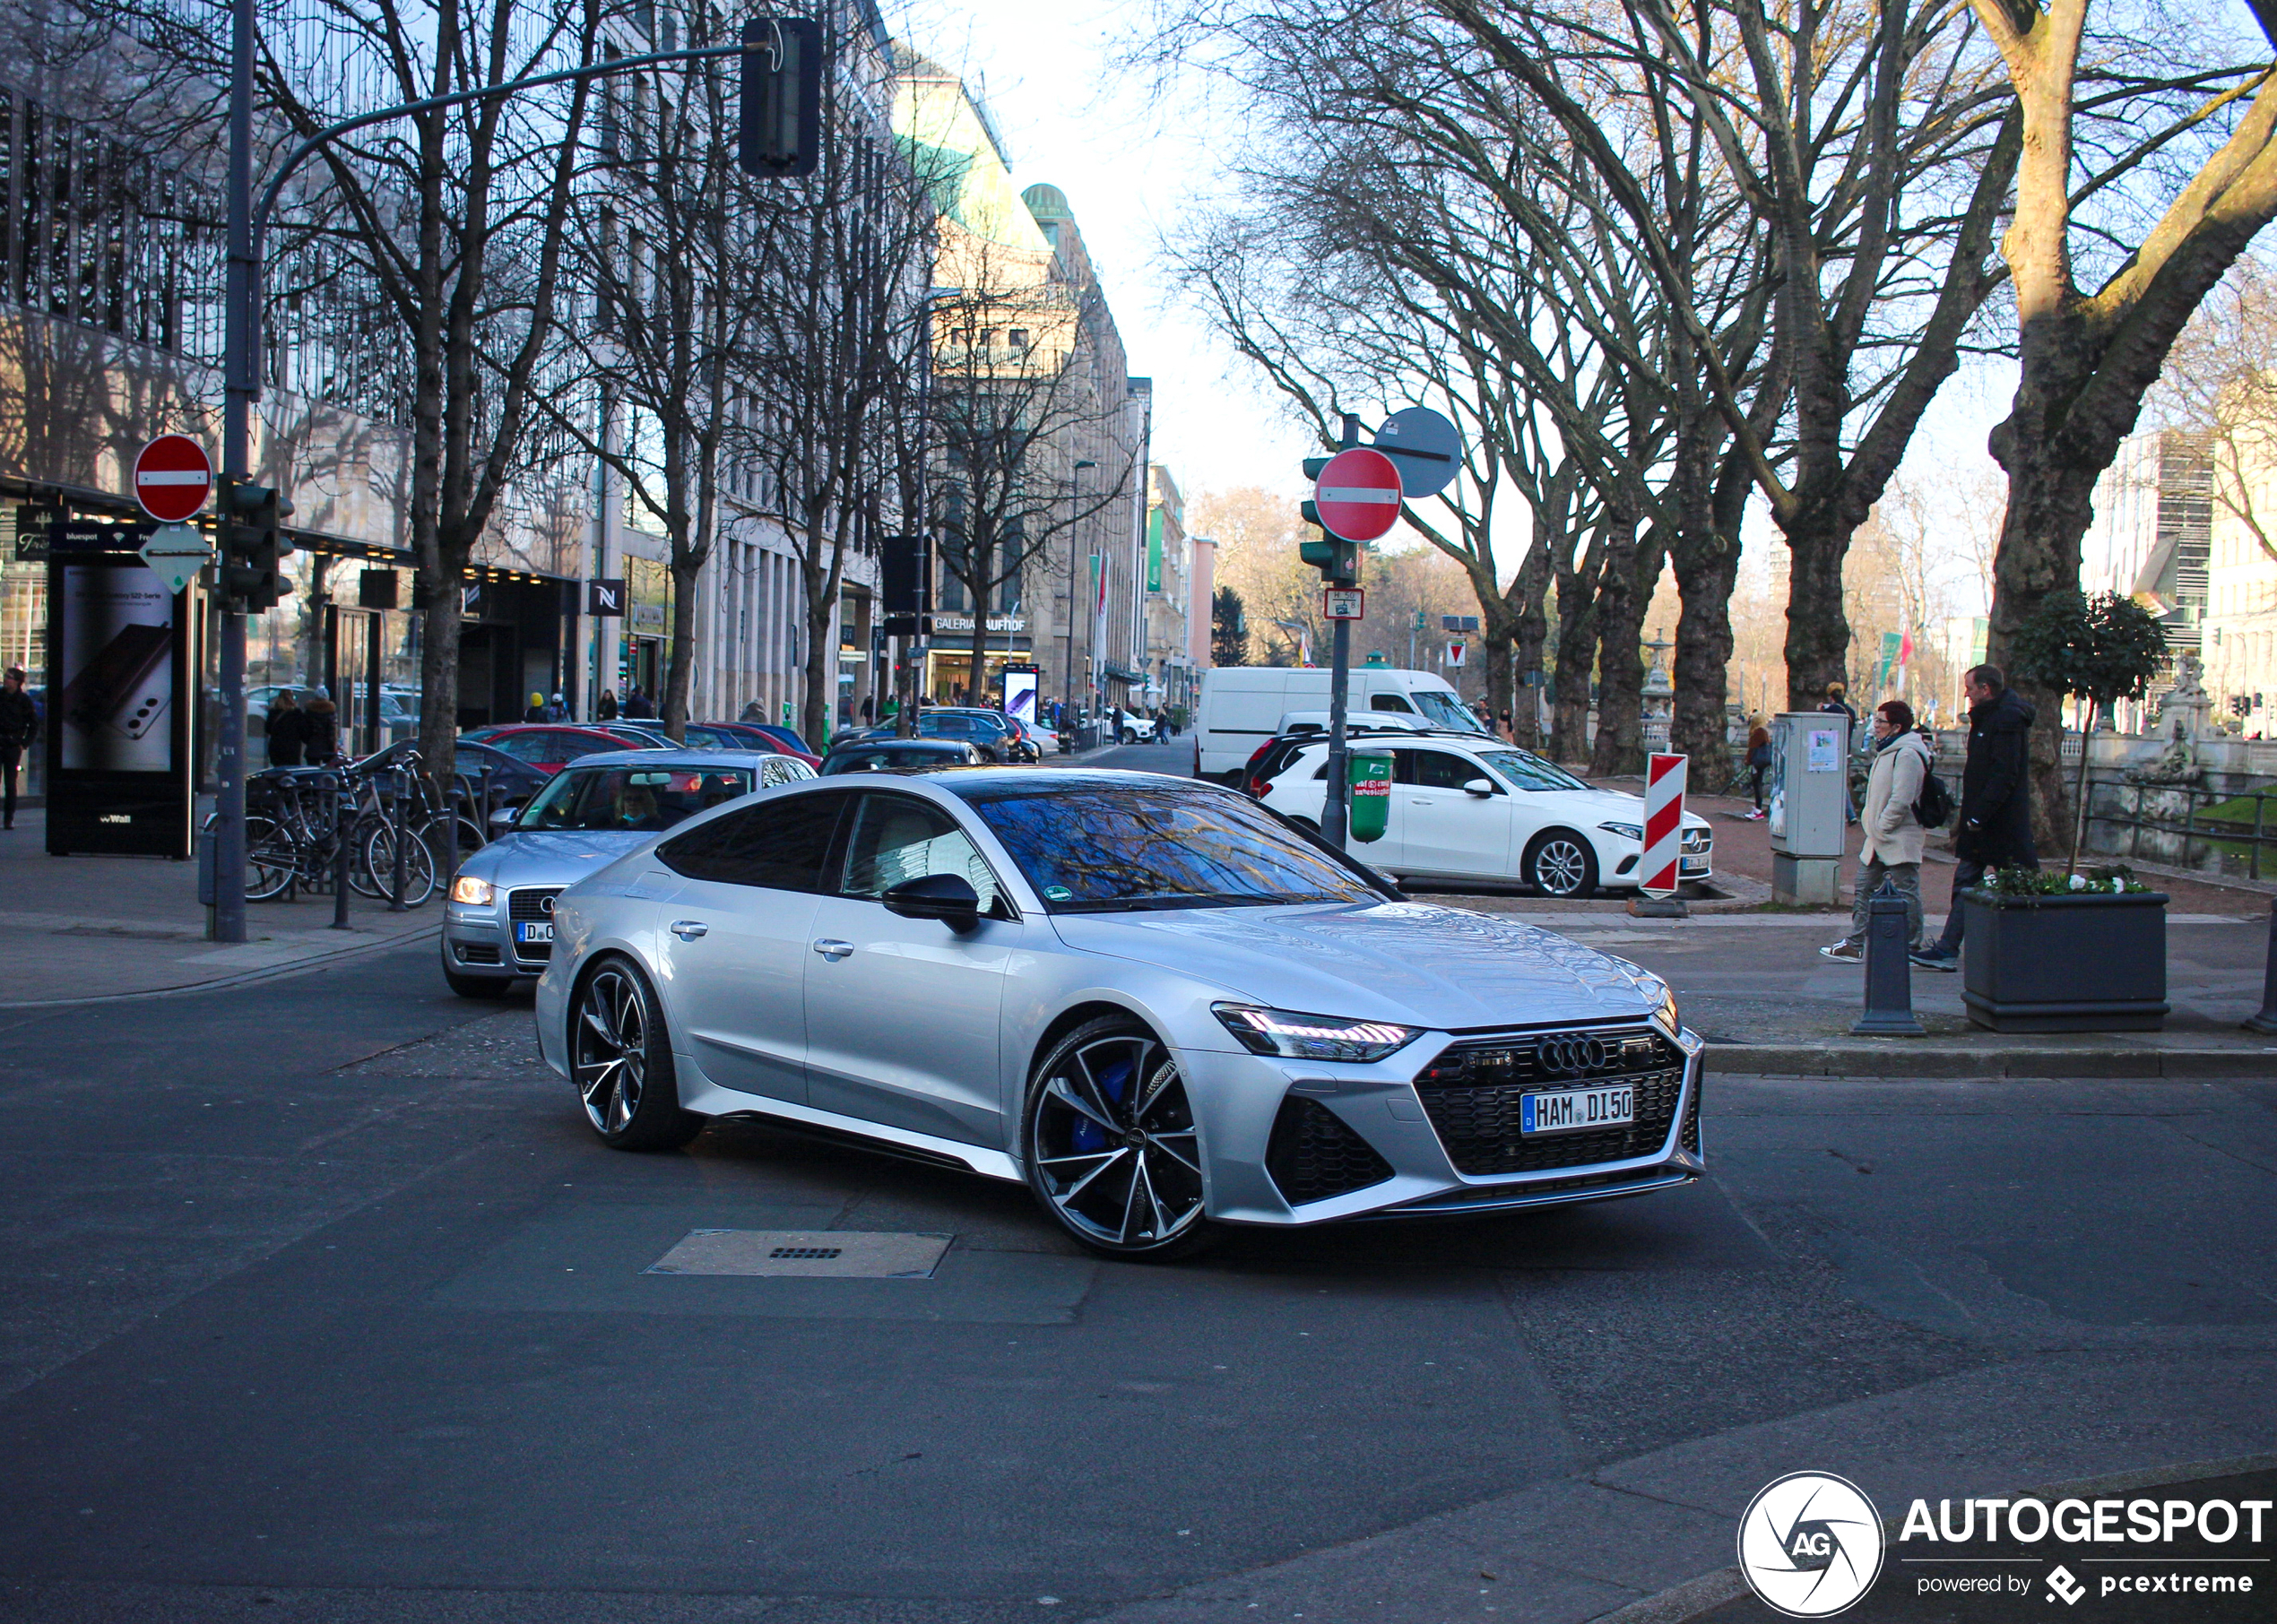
xmin=1070 ymin=1053 xmax=1133 ymax=1154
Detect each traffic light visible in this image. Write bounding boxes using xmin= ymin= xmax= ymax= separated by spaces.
xmin=1297 ymin=456 xmax=1359 ymax=582
xmin=219 ymin=477 xmax=295 ymax=611
xmin=740 ymin=17 xmax=823 ymax=177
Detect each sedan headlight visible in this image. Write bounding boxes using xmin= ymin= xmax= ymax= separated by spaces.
xmin=448 ymin=875 xmax=496 ymax=906
xmin=1212 ymin=1003 xmax=1419 ymax=1062
xmin=1597 ymin=821 xmax=1643 ymax=842
xmin=1633 ymin=972 xmax=1681 ymax=1035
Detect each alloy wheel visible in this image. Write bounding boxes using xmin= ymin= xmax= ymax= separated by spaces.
xmin=1031 ymin=1032 xmax=1205 ymax=1251
xmin=1531 ymin=835 xmax=1591 ymax=896
xmin=574 ymin=967 xmax=648 ymax=1135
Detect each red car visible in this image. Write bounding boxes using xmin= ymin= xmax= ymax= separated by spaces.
xmin=459 ymin=724 xmax=662 ymax=774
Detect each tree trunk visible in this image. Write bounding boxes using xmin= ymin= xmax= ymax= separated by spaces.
xmin=1985 ymin=414 xmax=2108 ymax=855
xmin=1668 ymin=532 xmax=1738 ymax=781
xmin=662 ymin=551 xmax=701 ymax=743
xmin=413 ymin=560 xmax=463 ymax=790
xmin=1511 ymin=538 xmax=1551 ymax=750
xmin=1782 ymin=507 xmax=1856 ymax=712
xmin=1589 ymin=523 xmax=1653 ymax=778
xmin=1548 ymin=544 xmax=1599 ymax=765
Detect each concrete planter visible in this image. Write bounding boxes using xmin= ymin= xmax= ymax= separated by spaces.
xmin=1959 ymin=889 xmax=2169 ymax=1032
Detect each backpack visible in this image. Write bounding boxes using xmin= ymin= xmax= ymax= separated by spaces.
xmin=1912 ymin=753 xmax=1954 ymax=830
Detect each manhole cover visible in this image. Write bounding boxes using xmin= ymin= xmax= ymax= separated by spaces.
xmin=645 ymin=1230 xmax=950 ymax=1279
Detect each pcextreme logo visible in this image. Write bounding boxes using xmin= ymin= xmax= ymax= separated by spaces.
xmin=1737 ymin=1472 xmax=1885 ymax=1617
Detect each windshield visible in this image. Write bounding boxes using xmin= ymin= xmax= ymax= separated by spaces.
xmin=957 ymin=781 xmax=1384 ymax=911
xmin=517 ymin=765 xmax=755 ymax=832
xmin=1410 ymin=689 xmax=1489 ymax=733
xmin=1477 ymin=749 xmax=1587 ymax=792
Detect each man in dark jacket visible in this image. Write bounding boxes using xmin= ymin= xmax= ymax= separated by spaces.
xmin=0 ymin=665 xmax=38 ymax=830
xmin=1912 ymin=663 xmax=2037 ymax=970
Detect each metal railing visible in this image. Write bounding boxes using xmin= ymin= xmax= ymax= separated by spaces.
xmin=2080 ymin=773 xmax=2277 ymax=880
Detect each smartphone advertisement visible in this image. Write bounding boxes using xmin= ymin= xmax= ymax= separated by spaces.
xmin=1003 ymin=665 xmax=1038 ymax=727
xmin=46 ymin=550 xmax=196 ymax=858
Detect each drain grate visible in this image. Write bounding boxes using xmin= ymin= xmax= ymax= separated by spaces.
xmin=645 ymin=1230 xmax=950 ymax=1279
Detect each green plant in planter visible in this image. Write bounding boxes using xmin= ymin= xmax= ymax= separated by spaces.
xmin=2009 ymin=591 xmax=2167 ymax=876
xmin=1978 ymin=863 xmax=2154 ymax=897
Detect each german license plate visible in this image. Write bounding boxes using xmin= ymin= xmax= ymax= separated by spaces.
xmin=514 ymin=921 xmax=554 ymax=944
xmin=1520 ymin=1084 xmax=1634 ymax=1136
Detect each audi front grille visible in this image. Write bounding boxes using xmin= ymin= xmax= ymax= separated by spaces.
xmin=1412 ymin=1025 xmax=1688 ymax=1177
xmin=506 ymin=887 xmax=562 ymax=965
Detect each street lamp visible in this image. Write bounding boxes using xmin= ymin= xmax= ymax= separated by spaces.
xmin=1065 ymin=460 xmax=1095 ymax=728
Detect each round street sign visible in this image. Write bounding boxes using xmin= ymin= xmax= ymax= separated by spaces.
xmin=1373 ymin=406 xmax=1462 ymax=500
xmin=1312 ymin=446 xmax=1404 ymax=542
xmin=133 ymin=434 xmax=213 ymax=523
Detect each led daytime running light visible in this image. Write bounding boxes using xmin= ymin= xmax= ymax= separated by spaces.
xmin=1212 ymin=1003 xmax=1419 ymax=1061
xmin=1238 ymin=1010 xmax=1408 ymax=1047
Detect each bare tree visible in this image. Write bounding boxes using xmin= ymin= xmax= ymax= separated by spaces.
xmin=1969 ymin=0 xmax=2277 ymax=842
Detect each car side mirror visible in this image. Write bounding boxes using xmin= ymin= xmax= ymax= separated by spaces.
xmin=881 ymin=872 xmax=982 ymax=933
xmin=489 ymin=805 xmax=520 ymax=829
xmin=1463 ymin=778 xmax=1497 ymax=799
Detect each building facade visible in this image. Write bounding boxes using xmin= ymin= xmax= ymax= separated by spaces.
xmin=2080 ymin=428 xmax=2212 ymax=730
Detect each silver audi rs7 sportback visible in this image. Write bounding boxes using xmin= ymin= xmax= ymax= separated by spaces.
xmin=534 ymin=769 xmax=1705 ymax=1260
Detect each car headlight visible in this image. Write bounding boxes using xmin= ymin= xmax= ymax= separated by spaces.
xmin=448 ymin=875 xmax=496 ymax=906
xmin=1213 ymin=1003 xmax=1419 ymax=1062
xmin=1597 ymin=821 xmax=1643 ymax=842
xmin=1632 ymin=972 xmax=1681 ymax=1034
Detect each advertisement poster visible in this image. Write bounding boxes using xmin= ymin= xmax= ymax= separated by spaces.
xmin=57 ymin=564 xmax=176 ymax=773
xmin=1002 ymin=666 xmax=1038 ymax=726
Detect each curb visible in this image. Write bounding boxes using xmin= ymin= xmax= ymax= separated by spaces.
xmin=1601 ymin=1448 xmax=2277 ymax=1623
xmin=0 ymin=920 xmax=440 ymax=1011
xmin=1704 ymin=1041 xmax=2276 ymax=1078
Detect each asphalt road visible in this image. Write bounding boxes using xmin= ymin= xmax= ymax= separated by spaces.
xmin=0 ymin=923 xmax=2271 ymax=1622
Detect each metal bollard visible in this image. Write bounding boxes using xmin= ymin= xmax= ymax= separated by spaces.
xmin=387 ymin=765 xmax=409 ymax=913
xmin=1851 ymin=878 xmax=1926 ymax=1036
xmin=2245 ymin=900 xmax=2277 ymax=1033
xmin=329 ymin=774 xmax=351 ymax=929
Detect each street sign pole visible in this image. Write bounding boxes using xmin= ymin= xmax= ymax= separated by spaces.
xmin=211 ymin=0 xmax=255 ymax=944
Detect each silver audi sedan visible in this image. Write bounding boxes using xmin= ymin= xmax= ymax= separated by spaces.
xmin=534 ymin=769 xmax=1705 ymax=1260
xmin=442 ymin=749 xmax=814 ymax=997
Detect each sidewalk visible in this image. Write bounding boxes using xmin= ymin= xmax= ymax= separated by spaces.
xmin=0 ymin=809 xmax=438 ymax=1006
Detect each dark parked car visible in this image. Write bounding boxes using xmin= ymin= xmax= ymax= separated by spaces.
xmin=697 ymin=720 xmax=824 ymax=767
xmin=354 ymin=737 xmax=551 ymax=804
xmin=821 ymin=738 xmax=986 ymax=774
xmin=459 ymin=724 xmax=668 ymax=774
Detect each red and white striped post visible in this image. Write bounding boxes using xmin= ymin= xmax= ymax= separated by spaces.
xmin=1634 ymin=752 xmax=1689 ymax=918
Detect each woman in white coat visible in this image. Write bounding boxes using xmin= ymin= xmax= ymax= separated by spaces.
xmin=1822 ymin=699 xmax=1934 ymax=961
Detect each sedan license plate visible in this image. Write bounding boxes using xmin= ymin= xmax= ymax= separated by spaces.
xmin=515 ymin=921 xmax=554 ymax=944
xmin=1520 ymin=1084 xmax=1634 ymax=1136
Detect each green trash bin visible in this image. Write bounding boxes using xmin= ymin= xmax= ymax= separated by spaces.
xmin=1348 ymin=748 xmax=1393 ymax=843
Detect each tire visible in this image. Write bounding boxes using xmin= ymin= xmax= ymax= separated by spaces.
xmin=1022 ymin=1015 xmax=1217 ymax=1262
xmin=244 ymin=817 xmax=298 ymax=902
xmin=568 ymin=956 xmax=703 ymax=1151
xmin=360 ymin=821 xmax=438 ymax=907
xmin=1523 ymin=829 xmax=1598 ymax=899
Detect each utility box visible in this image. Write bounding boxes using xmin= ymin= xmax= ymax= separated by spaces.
xmin=1769 ymin=711 xmax=1848 ymax=905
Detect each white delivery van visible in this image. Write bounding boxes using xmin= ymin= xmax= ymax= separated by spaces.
xmin=1195 ymin=666 xmax=1489 ymax=779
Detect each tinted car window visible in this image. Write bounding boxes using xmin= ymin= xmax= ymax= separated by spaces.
xmin=1369 ymin=694 xmax=1416 ymax=713
xmin=836 ymin=794 xmax=1002 ymax=913
xmin=483 ymin=731 xmax=554 ymax=764
xmin=1477 ymin=749 xmax=1587 ymax=791
xmin=520 ymin=766 xmax=754 ymax=832
xmin=1412 ymin=750 xmax=1489 ymax=790
xmin=957 ymin=781 xmax=1383 ymax=912
xmin=658 ymin=790 xmax=846 ymax=890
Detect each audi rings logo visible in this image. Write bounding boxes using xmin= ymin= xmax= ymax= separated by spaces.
xmin=1537 ymin=1035 xmax=1606 ymax=1075
xmin=1737 ymin=1473 xmax=1884 ymax=1617
xmin=537 ymin=894 xmax=556 ymax=915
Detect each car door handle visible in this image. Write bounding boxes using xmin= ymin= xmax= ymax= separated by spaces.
xmin=811 ymin=938 xmax=854 ymax=961
xmin=669 ymin=920 xmax=708 ymax=940
xmin=1411 ymin=797 xmax=1436 ymax=807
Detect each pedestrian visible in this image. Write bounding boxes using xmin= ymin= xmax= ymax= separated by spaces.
xmin=739 ymin=698 xmax=764 ymax=722
xmin=1821 ymin=681 xmax=1859 ymax=824
xmin=543 ymin=691 xmax=570 ymax=722
xmin=264 ymin=691 xmax=306 ymax=767
xmin=1745 ymin=718 xmax=1771 ymax=817
xmin=1820 ymin=700 xmax=1932 ymax=961
xmin=1911 ymin=664 xmax=2037 ymax=971
xmin=860 ymin=693 xmax=874 ymax=725
xmin=0 ymin=664 xmax=39 ymax=830
xmin=523 ymin=690 xmax=547 ymax=723
xmin=300 ymin=687 xmax=341 ymax=764
xmin=624 ymin=685 xmax=656 ymax=720
xmin=599 ymin=688 xmax=620 ymax=721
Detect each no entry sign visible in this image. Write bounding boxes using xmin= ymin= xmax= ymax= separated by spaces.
xmin=1312 ymin=447 xmax=1403 ymax=543
xmin=133 ymin=435 xmax=213 ymax=523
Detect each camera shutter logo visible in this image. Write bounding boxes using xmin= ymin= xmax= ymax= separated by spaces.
xmin=1736 ymin=1472 xmax=1883 ymax=1617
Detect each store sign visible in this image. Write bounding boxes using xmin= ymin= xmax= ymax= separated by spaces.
xmin=933 ymin=614 xmax=1026 ymax=634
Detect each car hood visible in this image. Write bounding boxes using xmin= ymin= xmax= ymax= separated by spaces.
xmin=1051 ymin=901 xmax=1660 ymax=1032
xmin=457 ymin=829 xmax=654 ymax=888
